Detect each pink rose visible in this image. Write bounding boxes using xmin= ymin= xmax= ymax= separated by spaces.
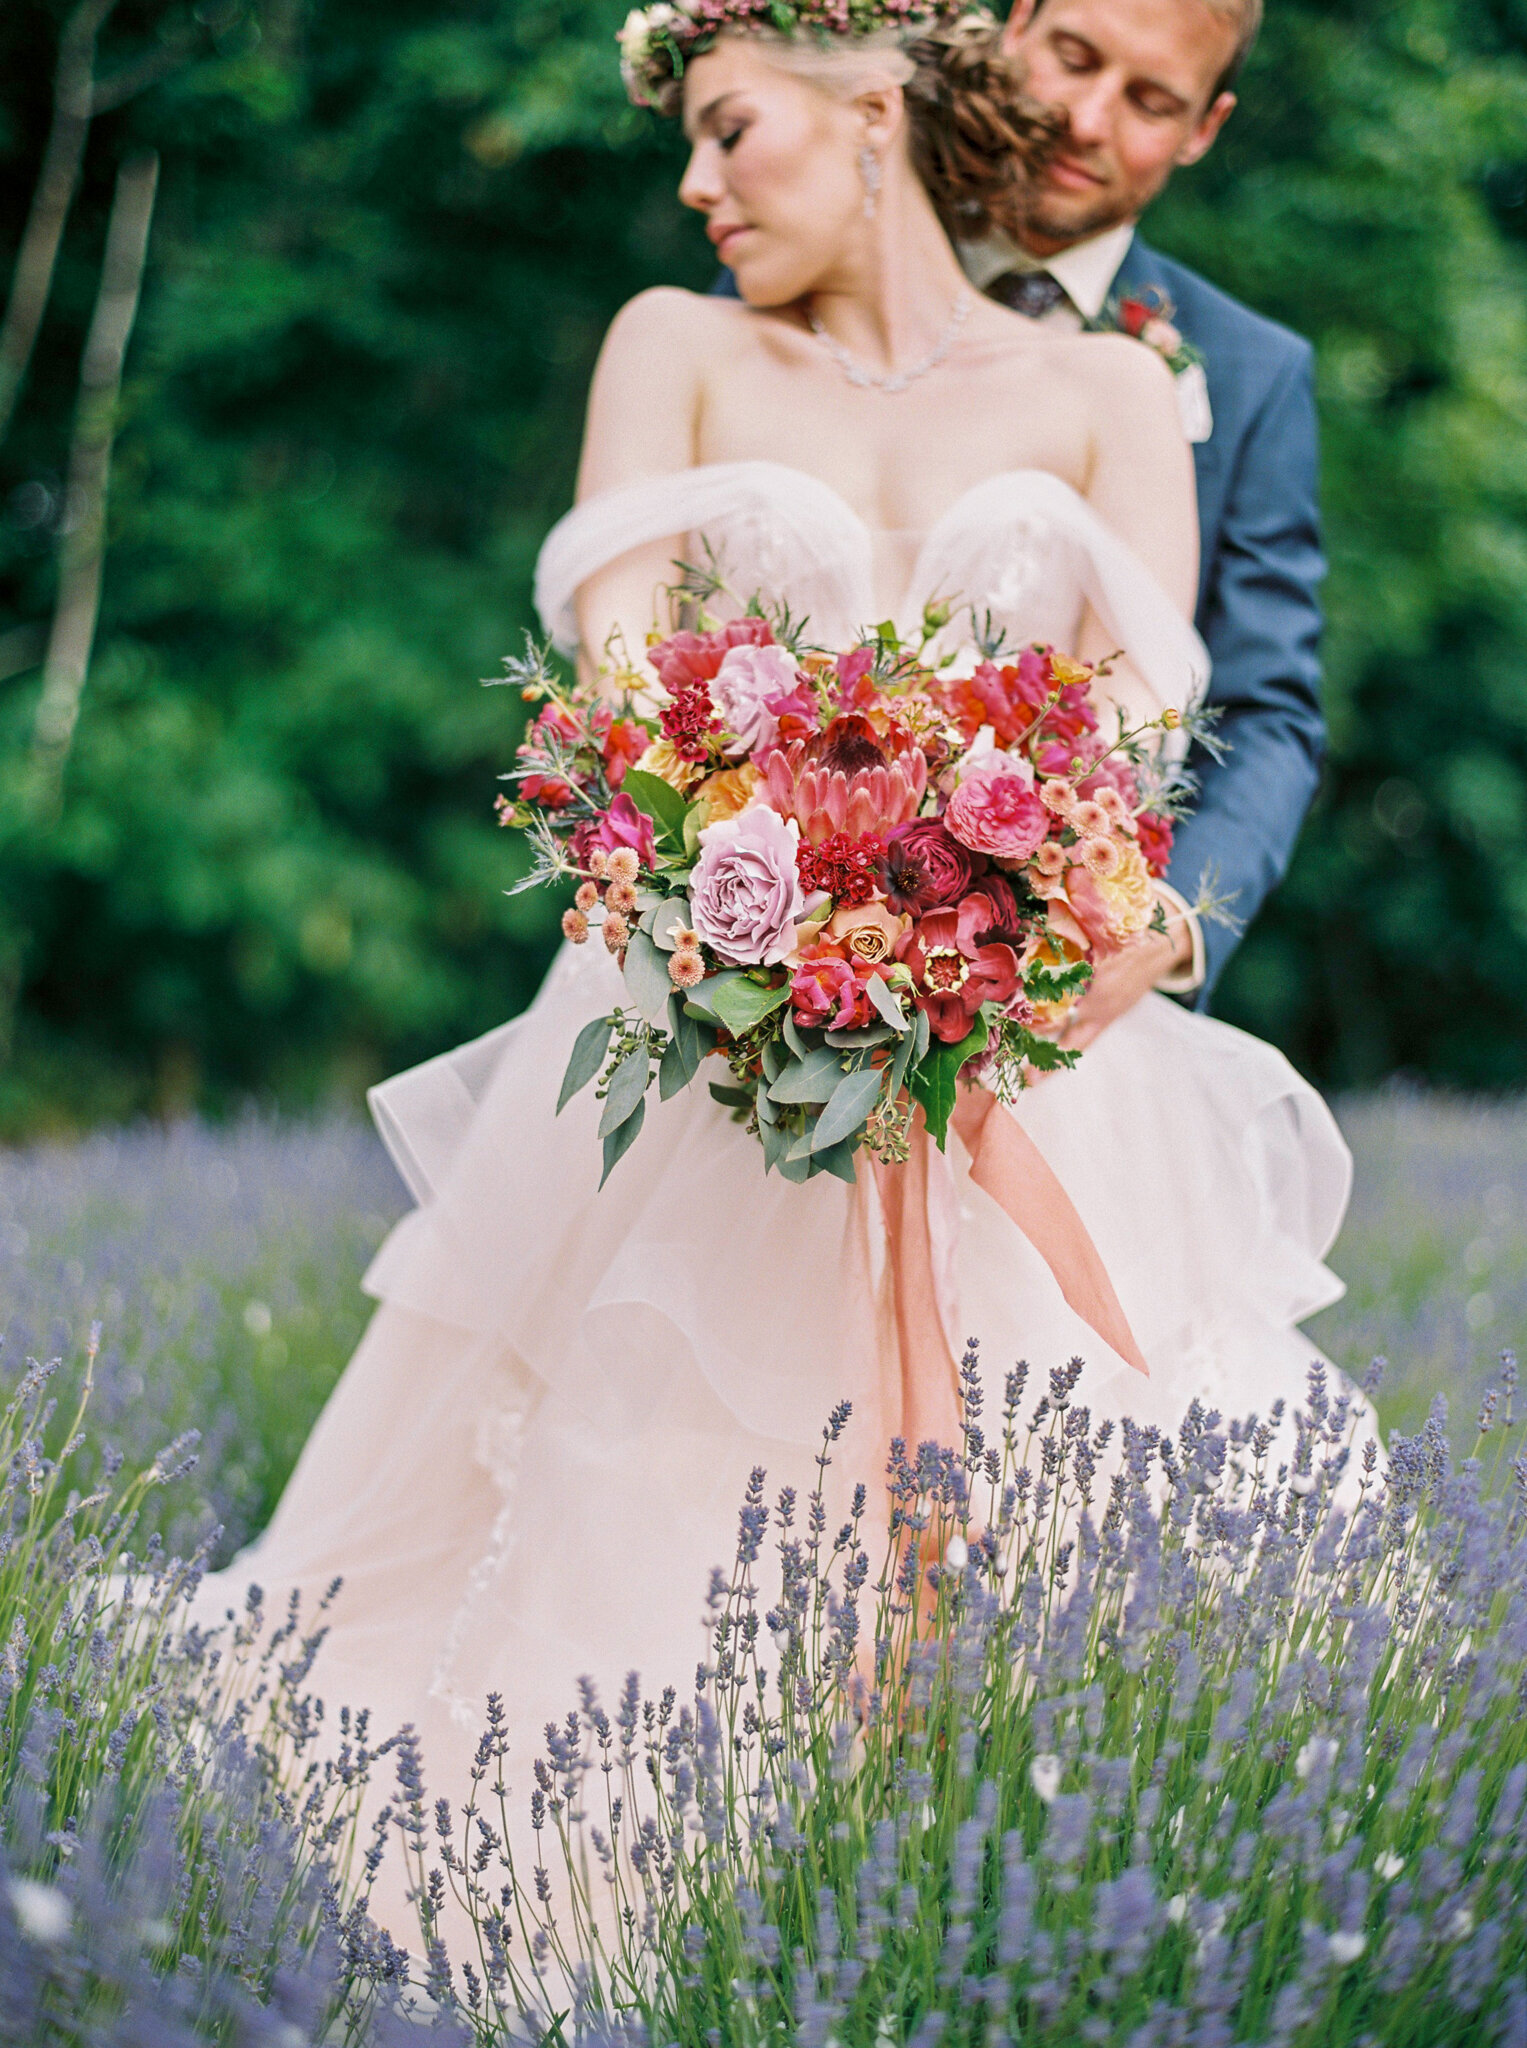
xmin=689 ymin=804 xmax=805 ymax=967
xmin=790 ymin=942 xmax=880 ymax=1033
xmin=712 ymin=642 xmax=802 ymax=756
xmin=571 ymin=792 xmax=655 ymax=871
xmin=944 ymin=763 xmax=1048 ymax=863
xmin=881 ymin=819 xmax=980 ymax=913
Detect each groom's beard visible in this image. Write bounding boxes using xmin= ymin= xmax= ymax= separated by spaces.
xmin=1018 ymin=113 xmax=1159 ymax=250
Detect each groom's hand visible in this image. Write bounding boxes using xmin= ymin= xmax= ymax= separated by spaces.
xmin=1058 ymin=918 xmax=1194 ymax=1054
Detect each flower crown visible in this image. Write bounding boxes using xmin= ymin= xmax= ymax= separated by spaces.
xmin=618 ymin=0 xmax=972 ymax=111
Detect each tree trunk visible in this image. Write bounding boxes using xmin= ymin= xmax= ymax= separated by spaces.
xmin=0 ymin=0 xmax=119 ymax=448
xmin=29 ymin=150 xmax=159 ymax=810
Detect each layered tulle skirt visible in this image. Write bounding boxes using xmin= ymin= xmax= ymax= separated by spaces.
xmin=192 ymin=941 xmax=1366 ymax=1942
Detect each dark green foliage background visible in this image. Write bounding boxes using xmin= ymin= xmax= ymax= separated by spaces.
xmin=0 ymin=0 xmax=1524 ymax=1129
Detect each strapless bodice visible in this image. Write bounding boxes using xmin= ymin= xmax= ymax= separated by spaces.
xmin=533 ymin=459 xmax=1208 ymax=729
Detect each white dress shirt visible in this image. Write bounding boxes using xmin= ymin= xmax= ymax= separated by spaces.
xmin=959 ymin=221 xmax=1207 ymax=998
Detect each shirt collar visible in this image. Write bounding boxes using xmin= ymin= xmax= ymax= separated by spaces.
xmin=958 ymin=221 xmax=1137 ymax=321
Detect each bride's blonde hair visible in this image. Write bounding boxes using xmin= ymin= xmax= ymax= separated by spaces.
xmin=668 ymin=18 xmax=1061 ymax=242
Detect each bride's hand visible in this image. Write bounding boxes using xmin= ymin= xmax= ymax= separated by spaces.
xmin=1058 ymin=916 xmax=1192 ymax=1055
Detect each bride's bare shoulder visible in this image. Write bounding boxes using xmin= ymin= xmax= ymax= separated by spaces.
xmin=599 ymin=285 xmax=753 ymax=369
xmin=1055 ymin=328 xmax=1179 ymax=428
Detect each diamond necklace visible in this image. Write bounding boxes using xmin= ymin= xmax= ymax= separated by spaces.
xmin=807 ymin=289 xmax=971 ymax=396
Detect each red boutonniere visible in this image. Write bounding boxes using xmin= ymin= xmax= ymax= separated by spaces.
xmin=1087 ymin=287 xmax=1213 ymax=443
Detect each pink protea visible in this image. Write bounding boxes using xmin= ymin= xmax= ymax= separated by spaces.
xmin=762 ymin=715 xmax=926 ymax=847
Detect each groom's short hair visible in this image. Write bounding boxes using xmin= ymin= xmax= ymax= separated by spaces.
xmin=1027 ymin=0 xmax=1263 ymax=102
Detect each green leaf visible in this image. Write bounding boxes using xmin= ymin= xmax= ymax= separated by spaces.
xmin=775 ymin=1147 xmax=813 ymax=1183
xmin=598 ymin=1046 xmax=650 ymax=1139
xmin=709 ymin=1082 xmax=755 ymax=1111
xmin=813 ymin=1138 xmax=859 ymax=1185
xmin=866 ymin=975 xmax=909 ymax=1033
xmin=825 ymin=1023 xmax=893 ymax=1049
xmin=558 ymin=1015 xmax=613 ymax=1115
xmin=682 ymin=969 xmax=745 ymax=1025
xmin=622 ymin=928 xmax=674 ymax=1022
xmin=659 ymin=1001 xmax=712 ymax=1100
xmin=814 ymin=1064 xmax=885 ymax=1151
xmin=599 ymin=1096 xmax=646 ymax=1187
xmin=710 ymin=975 xmax=792 ymax=1036
xmin=909 ymin=1019 xmax=989 ymax=1150
xmin=646 ymin=895 xmax=693 ymax=952
xmin=619 ymin=769 xmax=691 ymax=848
xmin=1027 ymin=960 xmax=1093 ymax=1003
xmin=781 ymin=1011 xmax=811 ymax=1060
xmin=1008 ymin=1030 xmax=1080 ymax=1073
xmin=768 ymin=1045 xmax=846 ymax=1104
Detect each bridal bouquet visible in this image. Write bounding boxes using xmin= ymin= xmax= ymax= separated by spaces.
xmin=496 ymin=609 xmax=1190 ymax=1185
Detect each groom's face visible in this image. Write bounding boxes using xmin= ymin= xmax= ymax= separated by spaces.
xmin=1001 ymin=0 xmax=1240 ymax=252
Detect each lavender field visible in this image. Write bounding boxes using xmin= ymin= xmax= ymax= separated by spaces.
xmin=0 ymin=1091 xmax=1518 ymax=1558
xmin=1 ymin=1097 xmax=1527 ymax=2044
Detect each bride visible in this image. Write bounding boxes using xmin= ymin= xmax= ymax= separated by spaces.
xmin=194 ymin=0 xmax=1366 ymax=1946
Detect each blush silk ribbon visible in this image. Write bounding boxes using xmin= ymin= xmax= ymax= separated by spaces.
xmin=865 ymin=1088 xmax=1148 ymax=1443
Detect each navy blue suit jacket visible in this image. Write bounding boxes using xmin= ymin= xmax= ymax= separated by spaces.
xmin=710 ymin=241 xmax=1326 ymax=1003
xmin=1112 ymin=237 xmax=1325 ymax=1005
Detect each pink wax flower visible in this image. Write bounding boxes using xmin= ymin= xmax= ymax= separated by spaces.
xmin=689 ymin=804 xmax=805 ymax=967
xmin=712 ymin=641 xmax=802 ymax=755
xmin=571 ymin=792 xmax=655 ymax=872
xmin=944 ymin=761 xmax=1049 ymax=863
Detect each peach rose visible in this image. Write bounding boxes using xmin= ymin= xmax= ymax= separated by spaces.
xmin=635 ymin=740 xmax=704 ymax=794
xmin=824 ymin=899 xmax=910 ymax=966
xmin=694 ymin=763 xmax=763 ymax=823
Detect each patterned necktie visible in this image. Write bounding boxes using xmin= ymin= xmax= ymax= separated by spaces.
xmin=986 ymin=269 xmax=1068 ymax=320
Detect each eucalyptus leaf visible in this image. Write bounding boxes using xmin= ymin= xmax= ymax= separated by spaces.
xmin=814 ymin=1138 xmax=860 ymax=1185
xmin=760 ymin=1113 xmax=790 ymax=1173
xmin=557 ymin=1016 xmax=613 ymax=1115
xmin=711 ymin=975 xmax=792 ymax=1036
xmin=709 ymin=1082 xmax=755 ymax=1112
xmin=761 ymin=1035 xmax=787 ymax=1085
xmin=825 ymin=1023 xmax=893 ymax=1049
xmin=649 ymin=896 xmax=693 ymax=952
xmin=658 ymin=1000 xmax=712 ymax=1100
xmin=598 ymin=1047 xmax=650 ymax=1139
xmin=622 ymin=928 xmax=674 ymax=1023
xmin=599 ymin=1096 xmax=646 ymax=1187
xmin=775 ymin=1147 xmax=813 ymax=1184
xmin=785 ymin=1119 xmax=820 ymax=1162
xmin=683 ymin=969 xmax=746 ymax=1025
xmin=769 ymin=1045 xmax=846 ymax=1104
xmin=867 ymin=975 xmax=910 ymax=1033
xmin=782 ymin=1012 xmax=811 ymax=1060
xmin=814 ymin=1064 xmax=885 ymax=1151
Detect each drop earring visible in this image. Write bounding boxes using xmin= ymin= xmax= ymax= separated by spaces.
xmin=858 ymin=143 xmax=882 ymax=221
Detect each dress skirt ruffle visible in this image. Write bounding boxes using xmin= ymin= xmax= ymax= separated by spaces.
xmin=192 ymin=940 xmax=1365 ymax=1946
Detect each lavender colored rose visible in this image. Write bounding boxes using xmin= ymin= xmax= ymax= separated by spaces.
xmin=712 ymin=642 xmax=802 ymax=755
xmin=689 ymin=805 xmax=805 ymax=966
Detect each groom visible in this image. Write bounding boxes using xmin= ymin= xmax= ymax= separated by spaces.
xmin=981 ymin=0 xmax=1324 ymax=1046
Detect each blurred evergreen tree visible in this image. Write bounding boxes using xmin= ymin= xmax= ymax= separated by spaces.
xmin=0 ymin=0 xmax=1524 ymax=1128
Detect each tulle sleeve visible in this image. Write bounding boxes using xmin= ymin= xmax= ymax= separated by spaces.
xmin=533 ymin=461 xmax=874 ymax=654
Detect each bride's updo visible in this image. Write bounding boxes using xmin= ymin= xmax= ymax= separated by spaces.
xmin=621 ymin=5 xmax=1059 ymax=242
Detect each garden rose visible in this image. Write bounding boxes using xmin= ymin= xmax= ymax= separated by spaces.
xmin=789 ymin=942 xmax=881 ymax=1033
xmin=694 ymin=763 xmax=762 ymax=822
xmin=881 ymin=819 xmax=979 ymax=913
xmin=711 ymin=642 xmax=801 ymax=754
xmin=634 ymin=740 xmax=704 ymax=794
xmin=823 ymin=899 xmax=909 ymax=966
xmin=648 ymin=615 xmax=772 ymax=693
xmin=689 ymin=805 xmax=805 ymax=967
xmin=1036 ymin=842 xmax=1155 ymax=956
xmin=898 ymin=892 xmax=1021 ymax=1044
xmin=945 ymin=762 xmax=1049 ymax=864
